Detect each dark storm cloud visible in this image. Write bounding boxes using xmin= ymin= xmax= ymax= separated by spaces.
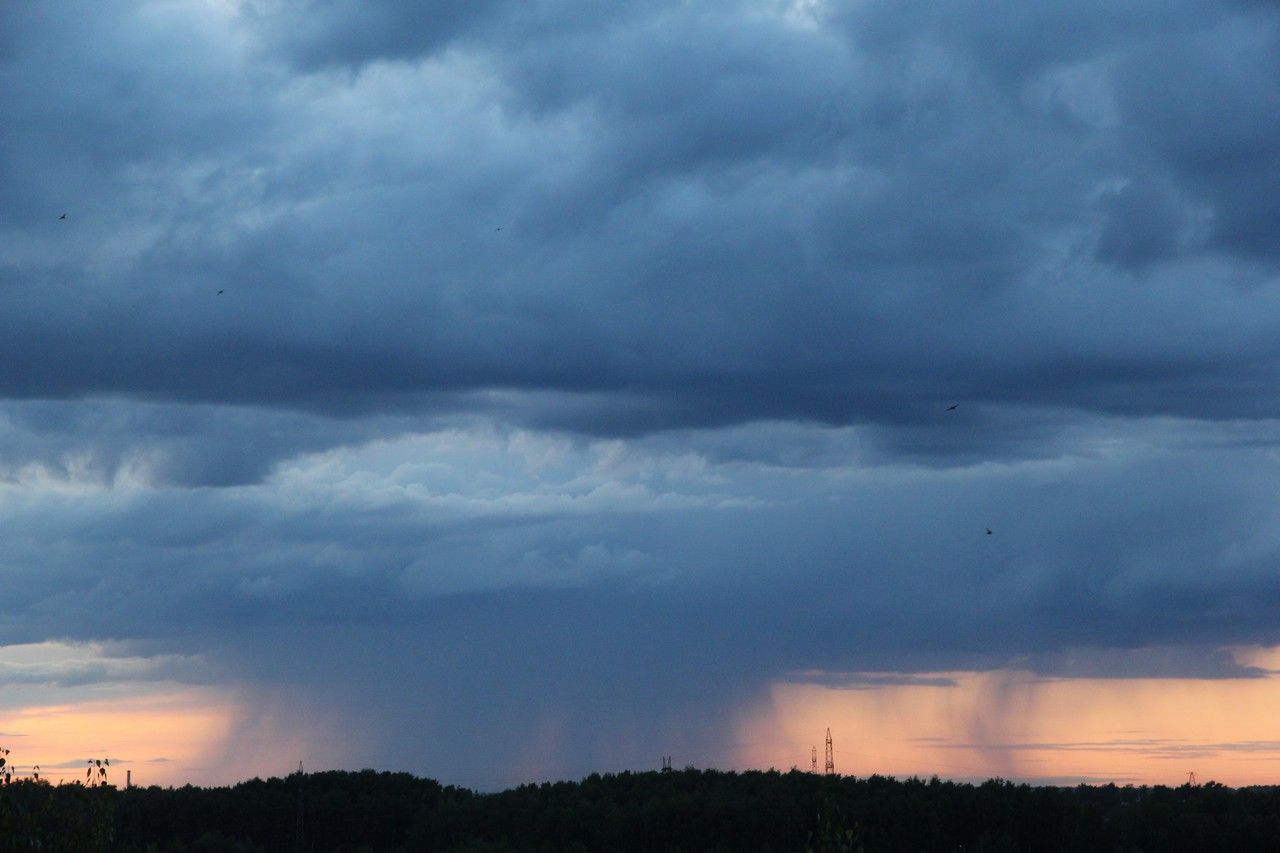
xmin=1112 ymin=12 xmax=1280 ymax=261
xmin=246 ymin=0 xmax=515 ymax=69
xmin=2 ymin=426 xmax=1278 ymax=782
xmin=5 ymin=0 xmax=1280 ymax=785
xmin=0 ymin=399 xmax=442 ymax=486
xmin=4 ymin=427 xmax=1280 ymax=671
xmin=783 ymin=671 xmax=960 ymax=689
xmin=2 ymin=0 xmax=1280 ymax=436
xmin=1023 ymin=646 xmax=1268 ymax=680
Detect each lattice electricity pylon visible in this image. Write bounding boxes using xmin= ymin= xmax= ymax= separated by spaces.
xmin=824 ymin=729 xmax=835 ymax=776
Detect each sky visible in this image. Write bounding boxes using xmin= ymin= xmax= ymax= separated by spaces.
xmin=3 ymin=0 xmax=1280 ymax=789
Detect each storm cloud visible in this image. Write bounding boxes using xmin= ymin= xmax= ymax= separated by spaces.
xmin=2 ymin=0 xmax=1280 ymax=786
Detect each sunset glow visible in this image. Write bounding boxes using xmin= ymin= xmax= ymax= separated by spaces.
xmin=0 ymin=689 xmax=234 ymax=787
xmin=737 ymin=653 xmax=1280 ymax=787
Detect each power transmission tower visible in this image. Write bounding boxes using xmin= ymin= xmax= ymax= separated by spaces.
xmin=661 ymin=756 xmax=672 ymax=773
xmin=811 ymin=746 xmax=818 ymax=773
xmin=824 ymin=728 xmax=835 ymax=776
xmin=295 ymin=761 xmax=305 ymax=852
xmin=1188 ymin=771 xmax=1197 ymax=787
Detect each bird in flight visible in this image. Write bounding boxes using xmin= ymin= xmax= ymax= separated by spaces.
xmin=985 ymin=528 xmax=993 ymax=535
xmin=217 ymin=290 xmax=224 ymax=295
xmin=494 ymin=226 xmax=503 ymax=232
xmin=947 ymin=403 xmax=959 ymax=411
xmin=59 ymin=213 xmax=67 ymax=220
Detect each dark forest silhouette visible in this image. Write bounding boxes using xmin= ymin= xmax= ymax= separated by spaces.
xmin=4 ymin=767 xmax=1280 ymax=851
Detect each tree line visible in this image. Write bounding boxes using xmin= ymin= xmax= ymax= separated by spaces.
xmin=4 ymin=766 xmax=1280 ymax=851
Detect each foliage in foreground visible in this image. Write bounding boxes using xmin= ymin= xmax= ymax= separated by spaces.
xmin=5 ymin=768 xmax=1280 ymax=851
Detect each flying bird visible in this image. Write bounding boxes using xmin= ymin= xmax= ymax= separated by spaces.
xmin=59 ymin=213 xmax=67 ymax=220
xmin=494 ymin=226 xmax=503 ymax=232
xmin=947 ymin=403 xmax=959 ymax=411
xmin=985 ymin=528 xmax=993 ymax=535
xmin=217 ymin=290 xmax=224 ymax=295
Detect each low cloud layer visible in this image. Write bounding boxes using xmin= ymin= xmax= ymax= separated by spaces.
xmin=2 ymin=0 xmax=1280 ymax=785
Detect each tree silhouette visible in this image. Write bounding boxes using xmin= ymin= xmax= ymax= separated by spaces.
xmin=85 ymin=758 xmax=109 ymax=788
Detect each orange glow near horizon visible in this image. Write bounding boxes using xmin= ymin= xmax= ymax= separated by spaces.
xmin=735 ymin=662 xmax=1280 ymax=787
xmin=0 ymin=688 xmax=236 ymax=788
xmin=0 ymin=680 xmax=375 ymax=788
xmin=9 ymin=649 xmax=1280 ymax=788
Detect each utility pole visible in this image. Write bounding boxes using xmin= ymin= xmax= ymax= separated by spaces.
xmin=824 ymin=728 xmax=835 ymax=776
xmin=811 ymin=746 xmax=818 ymax=774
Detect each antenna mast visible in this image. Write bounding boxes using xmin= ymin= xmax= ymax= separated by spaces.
xmin=295 ymin=761 xmax=305 ymax=852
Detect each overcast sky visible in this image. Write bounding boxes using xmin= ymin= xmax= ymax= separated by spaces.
xmin=3 ymin=0 xmax=1280 ymax=787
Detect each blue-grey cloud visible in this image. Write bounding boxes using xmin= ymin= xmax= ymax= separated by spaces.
xmin=1 ymin=0 xmax=1279 ymax=432
xmin=246 ymin=0 xmax=516 ymax=69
